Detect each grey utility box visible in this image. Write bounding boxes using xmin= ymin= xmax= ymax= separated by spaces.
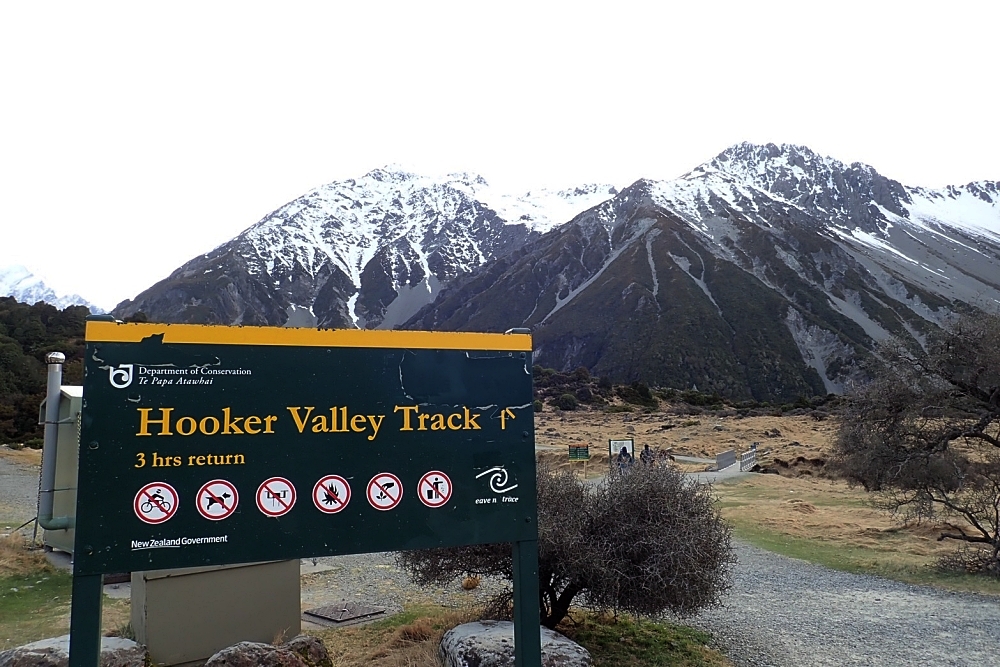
xmin=40 ymin=385 xmax=82 ymax=553
xmin=132 ymin=560 xmax=301 ymax=666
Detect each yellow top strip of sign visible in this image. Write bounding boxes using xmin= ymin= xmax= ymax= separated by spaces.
xmin=85 ymin=321 xmax=532 ymax=351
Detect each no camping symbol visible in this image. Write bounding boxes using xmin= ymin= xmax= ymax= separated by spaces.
xmin=256 ymin=477 xmax=296 ymax=517
xmin=134 ymin=482 xmax=178 ymax=525
xmin=313 ymin=475 xmax=351 ymax=514
xmin=418 ymin=471 xmax=452 ymax=508
xmin=367 ymin=472 xmax=403 ymax=511
xmin=197 ymin=479 xmax=239 ymax=521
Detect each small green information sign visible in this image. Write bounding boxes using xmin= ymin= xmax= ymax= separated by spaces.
xmin=567 ymin=445 xmax=590 ymax=461
xmin=73 ymin=323 xmax=538 ymax=575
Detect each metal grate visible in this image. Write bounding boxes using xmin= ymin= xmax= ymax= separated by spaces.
xmin=304 ymin=602 xmax=386 ymax=624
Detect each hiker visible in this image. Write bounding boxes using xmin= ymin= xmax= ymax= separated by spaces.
xmin=616 ymin=446 xmax=633 ymax=471
xmin=640 ymin=443 xmax=653 ymax=466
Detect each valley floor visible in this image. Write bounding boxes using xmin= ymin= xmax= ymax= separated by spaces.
xmin=4 ymin=408 xmax=1000 ymax=665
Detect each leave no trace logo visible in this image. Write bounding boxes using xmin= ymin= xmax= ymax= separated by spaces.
xmin=476 ymin=466 xmax=518 ymax=494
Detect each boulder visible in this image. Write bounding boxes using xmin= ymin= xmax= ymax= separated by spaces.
xmin=282 ymin=636 xmax=332 ymax=667
xmin=0 ymin=635 xmax=146 ymax=667
xmin=440 ymin=621 xmax=591 ymax=667
xmin=204 ymin=635 xmax=331 ymax=667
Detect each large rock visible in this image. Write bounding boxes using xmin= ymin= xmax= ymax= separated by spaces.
xmin=0 ymin=635 xmax=147 ymax=667
xmin=440 ymin=621 xmax=591 ymax=667
xmin=203 ymin=635 xmax=331 ymax=667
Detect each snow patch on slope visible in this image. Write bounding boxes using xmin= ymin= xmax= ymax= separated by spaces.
xmin=906 ymin=183 xmax=1000 ymax=240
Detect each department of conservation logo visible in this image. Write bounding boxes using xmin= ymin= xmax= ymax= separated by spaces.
xmin=107 ymin=364 xmax=134 ymax=389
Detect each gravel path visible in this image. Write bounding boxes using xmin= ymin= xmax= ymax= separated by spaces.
xmin=0 ymin=452 xmax=39 ymax=525
xmin=300 ymin=552 xmax=507 ymax=620
xmin=684 ymin=541 xmax=1000 ymax=667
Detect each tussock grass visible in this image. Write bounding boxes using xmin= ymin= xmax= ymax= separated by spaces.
xmin=0 ymin=533 xmax=52 ymax=579
xmin=314 ymin=605 xmax=476 ymax=667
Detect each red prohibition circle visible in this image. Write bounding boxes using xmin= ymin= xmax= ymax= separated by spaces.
xmin=134 ymin=482 xmax=179 ymax=525
xmin=367 ymin=472 xmax=403 ymax=511
xmin=313 ymin=475 xmax=351 ymax=514
xmin=418 ymin=471 xmax=452 ymax=508
xmin=256 ymin=477 xmax=296 ymax=517
xmin=196 ymin=479 xmax=239 ymax=521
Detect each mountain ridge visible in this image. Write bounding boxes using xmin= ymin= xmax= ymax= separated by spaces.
xmin=405 ymin=144 xmax=999 ymax=399
xmin=114 ymin=168 xmax=617 ymax=329
xmin=113 ymin=143 xmax=1000 ymax=400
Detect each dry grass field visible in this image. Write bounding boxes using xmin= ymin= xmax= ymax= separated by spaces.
xmin=535 ymin=407 xmax=835 ymax=475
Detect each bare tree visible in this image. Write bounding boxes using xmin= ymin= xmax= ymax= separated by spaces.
xmin=834 ymin=312 xmax=1000 ymax=575
xmin=397 ymin=462 xmax=733 ymax=628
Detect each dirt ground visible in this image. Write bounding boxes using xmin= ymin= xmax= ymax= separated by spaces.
xmin=534 ymin=406 xmax=837 ymax=475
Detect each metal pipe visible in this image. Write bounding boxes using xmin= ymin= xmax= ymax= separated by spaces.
xmin=38 ymin=351 xmax=74 ymax=530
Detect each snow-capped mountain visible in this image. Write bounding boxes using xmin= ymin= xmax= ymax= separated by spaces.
xmin=116 ymin=145 xmax=999 ymax=400
xmin=408 ymin=143 xmax=1000 ymax=400
xmin=0 ymin=265 xmax=104 ymax=312
xmin=114 ymin=168 xmax=617 ymax=328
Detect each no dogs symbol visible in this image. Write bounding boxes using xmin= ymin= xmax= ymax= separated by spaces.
xmin=196 ymin=479 xmax=239 ymax=521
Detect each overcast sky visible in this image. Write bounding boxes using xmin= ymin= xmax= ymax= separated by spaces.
xmin=2 ymin=1 xmax=997 ymax=310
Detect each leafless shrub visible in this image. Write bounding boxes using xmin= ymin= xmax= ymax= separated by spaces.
xmin=396 ymin=462 xmax=733 ymax=628
xmin=834 ymin=312 xmax=1000 ymax=575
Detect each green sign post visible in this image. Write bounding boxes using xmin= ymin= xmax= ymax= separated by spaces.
xmin=70 ymin=321 xmax=540 ymax=666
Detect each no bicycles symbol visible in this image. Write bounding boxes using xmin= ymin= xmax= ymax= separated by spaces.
xmin=197 ymin=479 xmax=239 ymax=521
xmin=256 ymin=477 xmax=296 ymax=517
xmin=134 ymin=482 xmax=178 ymax=524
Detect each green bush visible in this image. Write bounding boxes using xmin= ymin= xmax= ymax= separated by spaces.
xmin=616 ymin=382 xmax=659 ymax=408
xmin=552 ymin=394 xmax=578 ymax=411
xmin=533 ymin=399 xmax=544 ymax=413
xmin=25 ymin=438 xmax=44 ymax=450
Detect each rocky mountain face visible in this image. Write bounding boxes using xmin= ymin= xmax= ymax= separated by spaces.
xmin=406 ymin=144 xmax=1000 ymax=401
xmin=114 ymin=169 xmax=616 ymax=328
xmin=0 ymin=265 xmax=104 ymax=313
xmin=115 ymin=145 xmax=1000 ymax=402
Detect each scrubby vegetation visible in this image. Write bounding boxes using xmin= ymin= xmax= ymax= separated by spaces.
xmin=0 ymin=298 xmax=88 ymax=444
xmin=531 ymin=363 xmax=839 ymax=419
xmin=397 ymin=462 xmax=734 ymax=628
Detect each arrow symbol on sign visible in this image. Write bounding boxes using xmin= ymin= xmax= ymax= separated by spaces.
xmin=500 ymin=407 xmax=516 ymax=430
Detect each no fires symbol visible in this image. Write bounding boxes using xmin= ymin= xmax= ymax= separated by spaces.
xmin=418 ymin=471 xmax=452 ymax=508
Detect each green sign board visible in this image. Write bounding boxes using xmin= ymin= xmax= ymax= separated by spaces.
xmin=73 ymin=322 xmax=538 ymax=575
xmin=567 ymin=445 xmax=590 ymax=461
